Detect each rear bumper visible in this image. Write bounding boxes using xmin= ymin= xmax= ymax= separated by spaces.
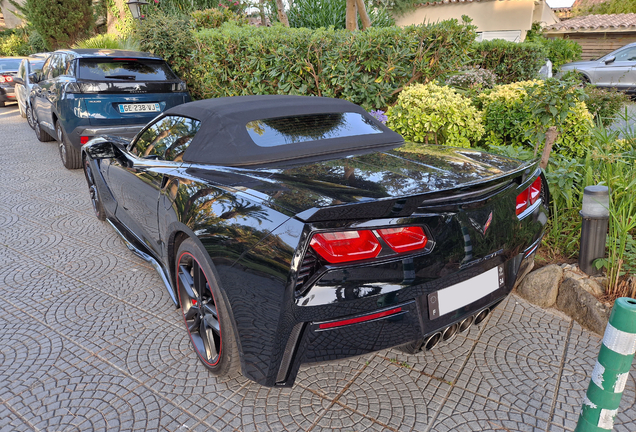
xmin=69 ymin=124 xmax=146 ymax=149
xmin=0 ymin=86 xmax=16 ymax=103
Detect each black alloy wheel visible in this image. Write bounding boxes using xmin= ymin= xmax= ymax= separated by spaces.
xmin=83 ymin=159 xmax=106 ymax=221
xmin=26 ymin=106 xmax=36 ymax=130
xmin=176 ymin=239 xmax=239 ymax=376
xmin=56 ymin=121 xmax=81 ymax=169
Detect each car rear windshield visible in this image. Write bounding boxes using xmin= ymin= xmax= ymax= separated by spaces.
xmin=0 ymin=58 xmax=22 ymax=71
xmin=245 ymin=112 xmax=383 ymax=147
xmin=77 ymin=58 xmax=177 ymax=81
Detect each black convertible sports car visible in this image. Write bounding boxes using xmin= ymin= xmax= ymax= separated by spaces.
xmin=82 ymin=95 xmax=548 ymax=387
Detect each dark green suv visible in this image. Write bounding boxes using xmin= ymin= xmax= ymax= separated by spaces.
xmin=31 ymin=49 xmax=190 ymax=169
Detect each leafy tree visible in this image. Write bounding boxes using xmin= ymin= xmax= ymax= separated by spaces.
xmin=573 ymin=0 xmax=636 ymax=15
xmin=19 ymin=0 xmax=94 ymax=50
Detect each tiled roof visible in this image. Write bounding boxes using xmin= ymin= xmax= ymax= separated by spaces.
xmin=545 ymin=13 xmax=636 ymax=31
xmin=418 ymin=0 xmax=521 ymax=6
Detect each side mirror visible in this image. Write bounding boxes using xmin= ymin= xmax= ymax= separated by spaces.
xmin=12 ymin=76 xmax=24 ymax=86
xmin=28 ymin=72 xmax=40 ymax=83
xmin=84 ymin=137 xmax=129 ymax=159
xmin=604 ymin=56 xmax=616 ymax=65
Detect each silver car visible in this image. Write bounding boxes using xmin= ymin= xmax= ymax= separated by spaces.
xmin=560 ymin=42 xmax=636 ymax=93
xmin=13 ymin=54 xmax=49 ymax=129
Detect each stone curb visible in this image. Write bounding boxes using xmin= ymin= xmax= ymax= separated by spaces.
xmin=516 ymin=263 xmax=612 ymax=335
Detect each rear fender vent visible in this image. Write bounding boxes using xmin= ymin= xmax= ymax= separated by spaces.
xmin=294 ymin=249 xmax=320 ymax=297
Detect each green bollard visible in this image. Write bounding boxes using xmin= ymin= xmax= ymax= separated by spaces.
xmin=575 ymin=297 xmax=636 ymax=432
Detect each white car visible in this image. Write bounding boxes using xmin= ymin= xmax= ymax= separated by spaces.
xmin=13 ymin=54 xmax=49 ymax=129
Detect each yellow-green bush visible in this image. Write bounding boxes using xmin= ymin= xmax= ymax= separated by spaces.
xmin=386 ymin=82 xmax=484 ymax=148
xmin=479 ymin=80 xmax=593 ymax=158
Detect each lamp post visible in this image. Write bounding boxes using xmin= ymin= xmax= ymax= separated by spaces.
xmin=579 ymin=185 xmax=610 ymax=276
xmin=126 ymin=0 xmax=149 ymax=21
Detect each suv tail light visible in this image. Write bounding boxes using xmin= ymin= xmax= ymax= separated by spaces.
xmin=309 ymin=226 xmax=428 ymax=264
xmin=516 ymin=176 xmax=542 ymax=216
xmin=0 ymin=75 xmax=13 ymax=83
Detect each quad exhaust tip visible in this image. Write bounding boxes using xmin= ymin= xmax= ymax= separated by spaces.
xmin=458 ymin=316 xmax=474 ymax=333
xmin=442 ymin=323 xmax=458 ymax=341
xmin=474 ymin=308 xmax=490 ymax=325
xmin=422 ymin=307 xmax=491 ymax=353
xmin=424 ymin=332 xmax=442 ymax=351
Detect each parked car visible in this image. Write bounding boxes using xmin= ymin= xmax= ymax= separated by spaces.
xmin=0 ymin=56 xmax=25 ymax=107
xmin=13 ymin=54 xmax=49 ymax=129
xmin=82 ymin=95 xmax=549 ymax=387
xmin=30 ymin=49 xmax=190 ymax=169
xmin=560 ymin=42 xmax=636 ymax=93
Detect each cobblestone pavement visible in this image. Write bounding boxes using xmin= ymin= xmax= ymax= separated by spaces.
xmin=1 ymin=105 xmax=635 ymax=432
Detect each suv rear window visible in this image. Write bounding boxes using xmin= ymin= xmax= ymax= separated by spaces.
xmin=245 ymin=112 xmax=383 ymax=147
xmin=77 ymin=58 xmax=177 ymax=81
xmin=0 ymin=58 xmax=22 ymax=71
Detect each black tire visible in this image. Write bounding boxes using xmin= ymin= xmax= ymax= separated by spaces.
xmin=0 ymin=101 xmax=5 ymax=108
xmin=56 ymin=121 xmax=81 ymax=169
xmin=26 ymin=106 xmax=36 ymax=130
xmin=34 ymin=117 xmax=54 ymax=142
xmin=176 ymin=238 xmax=240 ymax=377
xmin=83 ymin=158 xmax=107 ymax=221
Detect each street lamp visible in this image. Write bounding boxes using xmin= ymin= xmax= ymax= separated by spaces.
xmin=126 ymin=0 xmax=149 ymax=21
xmin=579 ymin=185 xmax=610 ymax=276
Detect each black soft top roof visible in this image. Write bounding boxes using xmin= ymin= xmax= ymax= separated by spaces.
xmin=164 ymin=95 xmax=404 ymax=167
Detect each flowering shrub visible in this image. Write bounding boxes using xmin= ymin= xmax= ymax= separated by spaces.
xmin=479 ymin=80 xmax=593 ymax=158
xmin=369 ymin=110 xmax=387 ymax=124
xmin=386 ymin=82 xmax=484 ymax=148
xmin=445 ymin=67 xmax=497 ymax=90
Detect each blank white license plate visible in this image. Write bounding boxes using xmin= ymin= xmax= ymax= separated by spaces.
xmin=428 ymin=266 xmax=504 ymax=320
xmin=118 ymin=103 xmax=160 ymax=113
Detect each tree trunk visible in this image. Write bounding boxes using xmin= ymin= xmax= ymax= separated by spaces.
xmin=355 ymin=0 xmax=371 ymax=30
xmin=539 ymin=126 xmax=558 ymax=169
xmin=275 ymin=0 xmax=289 ymax=27
xmin=346 ymin=0 xmax=358 ymax=31
xmin=258 ymin=0 xmax=266 ymax=26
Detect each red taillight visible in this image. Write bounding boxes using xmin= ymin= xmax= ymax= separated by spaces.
xmin=516 ymin=176 xmax=542 ymax=216
xmin=0 ymin=75 xmax=7 ymax=83
xmin=310 ymin=230 xmax=381 ymax=264
xmin=80 ymin=136 xmax=90 ymax=145
xmin=528 ymin=176 xmax=542 ymax=205
xmin=377 ymin=226 xmax=428 ymax=253
xmin=318 ymin=307 xmax=403 ymax=330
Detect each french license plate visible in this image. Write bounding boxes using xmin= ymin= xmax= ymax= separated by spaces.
xmin=118 ymin=103 xmax=160 ymax=113
xmin=428 ymin=266 xmax=504 ymax=320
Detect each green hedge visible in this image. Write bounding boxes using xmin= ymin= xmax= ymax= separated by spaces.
xmin=472 ymin=39 xmax=547 ymax=84
xmin=139 ymin=19 xmax=476 ymax=110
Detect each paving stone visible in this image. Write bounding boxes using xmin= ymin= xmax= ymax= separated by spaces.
xmin=454 ymin=341 xmax=561 ymax=419
xmin=432 ymin=387 xmax=550 ymax=431
xmin=337 ymin=356 xmax=450 ymax=431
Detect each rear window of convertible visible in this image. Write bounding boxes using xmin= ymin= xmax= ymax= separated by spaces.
xmin=245 ymin=112 xmax=383 ymax=147
xmin=77 ymin=58 xmax=177 ymax=81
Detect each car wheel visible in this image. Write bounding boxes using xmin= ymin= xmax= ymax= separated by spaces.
xmin=26 ymin=106 xmax=36 ymax=130
xmin=35 ymin=117 xmax=55 ymax=142
xmin=83 ymin=158 xmax=106 ymax=221
xmin=56 ymin=121 xmax=81 ymax=170
xmin=176 ymin=238 xmax=240 ymax=377
xmin=0 ymin=101 xmax=5 ymax=108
